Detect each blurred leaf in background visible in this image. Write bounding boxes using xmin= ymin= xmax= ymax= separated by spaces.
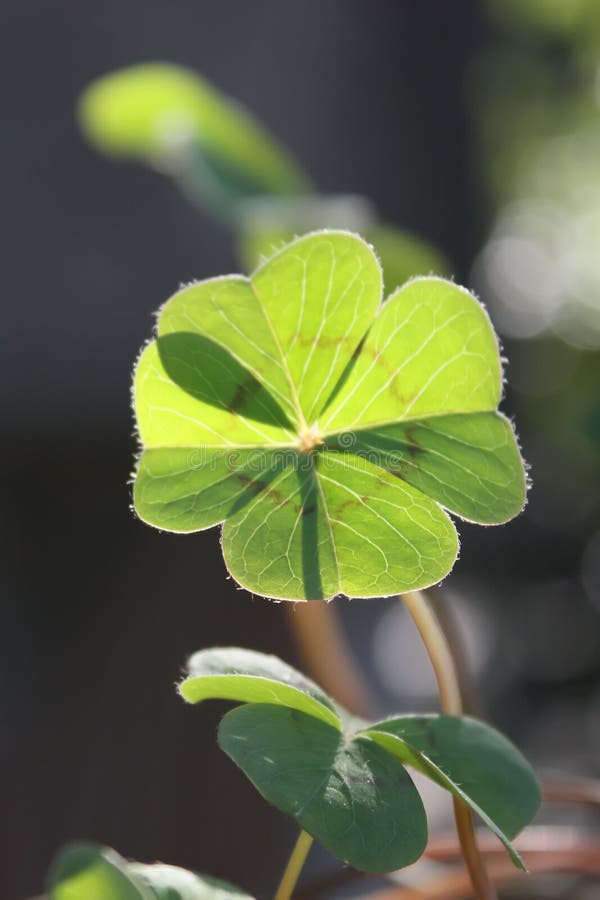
xmin=79 ymin=63 xmax=310 ymax=219
xmin=78 ymin=64 xmax=451 ymax=294
xmin=48 ymin=843 xmax=252 ymax=900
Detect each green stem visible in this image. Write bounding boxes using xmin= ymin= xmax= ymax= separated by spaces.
xmin=273 ymin=830 xmax=314 ymax=900
xmin=401 ymin=590 xmax=498 ymax=900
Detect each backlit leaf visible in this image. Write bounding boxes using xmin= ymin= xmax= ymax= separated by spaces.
xmin=251 ymin=232 xmax=383 ymax=423
xmin=222 ymin=451 xmax=457 ymax=600
xmin=321 ymin=276 xmax=502 ymax=433
xmin=134 ymin=338 xmax=294 ymax=448
xmin=134 ymin=448 xmax=287 ymax=533
xmin=328 ymin=412 xmax=526 ymax=524
xmin=158 ymin=276 xmax=299 ymax=426
xmin=133 ymin=231 xmax=526 ymax=600
xmin=179 ymin=646 xmax=340 ymax=728
xmin=238 ymin=219 xmax=451 ymax=297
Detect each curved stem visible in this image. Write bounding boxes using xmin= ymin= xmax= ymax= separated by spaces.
xmin=401 ymin=591 xmax=497 ymax=900
xmin=402 ymin=591 xmax=462 ymax=712
xmin=428 ymin=585 xmax=480 ymax=715
xmin=285 ymin=602 xmax=374 ymax=717
xmin=273 ymin=830 xmax=314 ymax=900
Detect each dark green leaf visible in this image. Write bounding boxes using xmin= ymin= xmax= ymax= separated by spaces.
xmin=218 ymin=704 xmax=427 ymax=873
xmin=366 ymin=715 xmax=541 ymax=869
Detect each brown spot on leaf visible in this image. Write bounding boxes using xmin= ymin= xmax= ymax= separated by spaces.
xmin=404 ymin=427 xmax=423 ymax=458
xmin=230 ymin=377 xmax=260 ymax=412
xmin=296 ymin=332 xmax=354 ymax=351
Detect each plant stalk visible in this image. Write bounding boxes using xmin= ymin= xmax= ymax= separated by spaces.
xmin=401 ymin=590 xmax=498 ymax=900
xmin=273 ymin=829 xmax=314 ymax=900
xmin=286 ymin=602 xmax=374 ymax=716
xmin=428 ymin=584 xmax=480 ymax=715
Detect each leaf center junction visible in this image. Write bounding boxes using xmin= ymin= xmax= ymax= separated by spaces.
xmin=298 ymin=423 xmax=324 ymax=452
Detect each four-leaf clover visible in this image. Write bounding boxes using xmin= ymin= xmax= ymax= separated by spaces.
xmin=133 ymin=230 xmax=525 ymax=600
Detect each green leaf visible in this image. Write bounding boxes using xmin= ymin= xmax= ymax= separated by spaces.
xmin=177 ymin=648 xmax=539 ymax=871
xmin=321 ymin=276 xmax=502 ymax=433
xmin=250 ymin=231 xmax=383 ymax=423
xmin=130 ymin=864 xmax=252 ymax=900
xmin=134 ymin=338 xmax=295 ymax=448
xmin=48 ymin=843 xmax=251 ymax=900
xmin=133 ymin=231 xmax=526 ymax=600
xmin=238 ymin=219 xmax=451 ymax=297
xmin=365 ymin=716 xmax=541 ymax=869
xmin=222 ymin=451 xmax=457 ymax=600
xmin=134 ymin=448 xmax=288 ymax=533
xmin=48 ymin=844 xmax=145 ymax=900
xmin=328 ymin=412 xmax=526 ymax=524
xmin=179 ymin=647 xmax=341 ymax=728
xmin=158 ymin=276 xmax=300 ymax=427
xmin=218 ymin=704 xmax=428 ymax=873
xmin=78 ymin=64 xmax=308 ymax=199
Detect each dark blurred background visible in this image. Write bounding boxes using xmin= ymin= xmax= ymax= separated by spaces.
xmin=1 ymin=2 xmax=599 ymax=898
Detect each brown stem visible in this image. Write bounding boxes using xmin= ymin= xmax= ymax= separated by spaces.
xmin=401 ymin=590 xmax=497 ymax=900
xmin=285 ymin=601 xmax=374 ymax=717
